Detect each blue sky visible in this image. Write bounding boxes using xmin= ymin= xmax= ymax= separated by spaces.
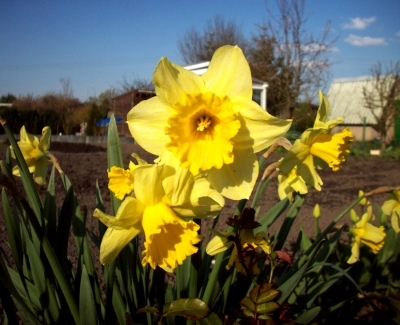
xmin=1 ymin=0 xmax=399 ymax=102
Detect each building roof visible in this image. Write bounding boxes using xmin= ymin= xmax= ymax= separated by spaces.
xmin=327 ymin=76 xmax=379 ymax=125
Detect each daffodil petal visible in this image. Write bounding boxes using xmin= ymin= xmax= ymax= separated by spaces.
xmin=33 ymin=159 xmax=48 ymax=185
xmin=232 ymin=98 xmax=292 ymax=152
xmin=132 ymin=165 xmax=166 ymax=206
xmin=172 ymin=177 xmax=224 ymax=218
xmin=297 ymin=155 xmax=323 ymax=191
xmin=160 ymin=150 xmax=195 ymax=206
xmin=93 ymin=197 xmax=145 ymax=229
xmin=153 ymin=57 xmax=205 ymax=108
xmin=207 ymin=148 xmax=258 ymax=200
xmin=206 ymin=234 xmax=234 ymax=255
xmin=39 ymin=126 xmax=51 ymax=151
xmin=202 ymin=45 xmax=252 ymax=100
xmin=127 ymin=97 xmax=170 ymax=156
xmin=100 ymin=227 xmax=142 ymax=265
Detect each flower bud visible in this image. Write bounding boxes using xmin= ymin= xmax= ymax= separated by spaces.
xmin=313 ymin=204 xmax=321 ymax=219
xmin=358 ymin=190 xmax=367 ymax=206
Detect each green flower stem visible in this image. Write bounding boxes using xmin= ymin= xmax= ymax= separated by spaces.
xmin=251 ymin=177 xmax=271 ymax=209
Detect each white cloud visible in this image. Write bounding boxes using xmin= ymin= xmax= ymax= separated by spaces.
xmin=301 ymin=44 xmax=339 ymax=53
xmin=397 ymin=31 xmax=400 ymax=37
xmin=343 ymin=17 xmax=376 ymax=30
xmin=344 ymin=34 xmax=387 ymax=46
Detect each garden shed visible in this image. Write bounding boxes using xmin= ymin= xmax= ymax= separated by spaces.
xmin=327 ymin=76 xmax=397 ymax=143
xmin=112 ymin=89 xmax=155 ymax=136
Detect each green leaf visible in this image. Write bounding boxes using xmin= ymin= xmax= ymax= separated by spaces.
xmin=274 ymin=194 xmax=305 ymax=251
xmin=257 ymin=289 xmax=280 ymax=304
xmin=294 ymin=306 xmax=321 ymax=324
xmin=2 ymin=190 xmax=23 ymax=274
xmin=240 ymin=297 xmax=255 ymax=312
xmin=256 ymin=301 xmax=279 ymax=314
xmin=197 ymin=312 xmax=223 ymax=325
xmin=299 ymin=224 xmax=312 ymax=251
xmin=0 ymin=252 xmax=41 ymax=325
xmin=43 ymin=165 xmax=57 ymax=247
xmin=79 ymin=265 xmax=98 ymax=325
xmin=257 ymin=197 xmax=290 ymax=231
xmin=163 ymin=298 xmax=209 ymax=321
xmin=107 ymin=115 xmax=124 ymax=215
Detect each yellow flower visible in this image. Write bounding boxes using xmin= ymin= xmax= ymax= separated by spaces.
xmin=108 ymin=153 xmax=148 ymax=200
xmin=381 ymin=189 xmax=400 ymax=233
xmin=206 ymin=229 xmax=272 ymax=274
xmin=127 ymin=45 xmax=292 ymax=200
xmin=277 ymin=165 xmax=308 ymax=201
xmin=94 ymin=163 xmax=224 ymax=271
xmin=278 ymin=92 xmax=353 ymax=191
xmin=11 ymin=126 xmax=51 ymax=185
xmin=347 ymin=205 xmax=386 ymax=264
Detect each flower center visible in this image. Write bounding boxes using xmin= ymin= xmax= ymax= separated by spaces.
xmin=197 ymin=115 xmax=212 ymax=131
xmin=165 ymin=92 xmax=241 ymax=175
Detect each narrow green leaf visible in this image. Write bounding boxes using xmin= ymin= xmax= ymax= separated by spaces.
xmin=274 ymin=194 xmax=305 ymax=251
xmin=107 ymin=115 xmax=124 ymax=215
xmin=43 ymin=165 xmax=57 ymax=247
xmin=163 ymin=298 xmax=209 ymax=321
xmin=294 ymin=306 xmax=321 ymax=324
xmin=55 ymin=186 xmax=75 ymax=273
xmin=256 ymin=197 xmax=290 ymax=231
xmin=19 ymin=199 xmax=81 ymax=324
xmin=0 ymin=252 xmax=41 ymax=325
xmin=2 ymin=190 xmax=23 ymax=274
xmin=277 ymin=240 xmax=323 ymax=304
xmin=299 ymin=224 xmax=312 ymax=252
xmin=79 ymin=265 xmax=98 ymax=325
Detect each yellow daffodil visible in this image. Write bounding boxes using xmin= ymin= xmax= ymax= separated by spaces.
xmin=381 ymin=189 xmax=400 ymax=233
xmin=347 ymin=205 xmax=386 ymax=264
xmin=108 ymin=153 xmax=148 ymax=200
xmin=278 ymin=92 xmax=353 ymax=191
xmin=127 ymin=45 xmax=292 ymax=200
xmin=11 ymin=126 xmax=51 ymax=185
xmin=206 ymin=229 xmax=272 ymax=274
xmin=277 ymin=165 xmax=308 ymax=201
xmin=94 ymin=163 xmax=224 ymax=271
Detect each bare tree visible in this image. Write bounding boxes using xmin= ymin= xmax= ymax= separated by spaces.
xmin=363 ymin=61 xmax=400 ymax=151
xmin=55 ymin=78 xmax=80 ymax=134
xmin=250 ymin=0 xmax=337 ymax=118
xmin=178 ymin=14 xmax=249 ymax=64
xmin=118 ymin=75 xmax=154 ymax=93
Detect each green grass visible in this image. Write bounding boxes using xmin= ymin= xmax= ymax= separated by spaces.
xmin=350 ymin=141 xmax=400 ymax=158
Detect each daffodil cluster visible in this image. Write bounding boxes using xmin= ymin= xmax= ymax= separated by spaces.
xmin=278 ymin=92 xmax=353 ymax=195
xmin=11 ymin=126 xmax=51 ymax=185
